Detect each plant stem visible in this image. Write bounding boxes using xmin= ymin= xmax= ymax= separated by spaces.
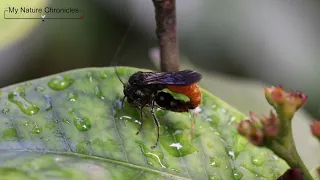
xmin=270 ymin=140 xmax=313 ymax=180
xmin=152 ymin=0 xmax=180 ymax=72
xmin=268 ymin=112 xmax=314 ymax=180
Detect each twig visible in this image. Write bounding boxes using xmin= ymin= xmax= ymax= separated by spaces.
xmin=152 ymin=0 xmax=180 ymax=72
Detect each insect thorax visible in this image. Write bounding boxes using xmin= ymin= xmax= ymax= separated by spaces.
xmin=124 ymin=83 xmax=165 ymax=107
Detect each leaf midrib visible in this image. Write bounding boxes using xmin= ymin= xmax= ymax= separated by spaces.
xmin=0 ymin=149 xmax=191 ymax=180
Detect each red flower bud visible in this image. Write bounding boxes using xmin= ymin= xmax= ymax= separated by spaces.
xmin=276 ymin=168 xmax=303 ymax=180
xmin=265 ymin=86 xmax=286 ymax=106
xmin=311 ymin=121 xmax=320 ymax=137
xmin=238 ymin=111 xmax=280 ymax=146
xmin=237 ymin=120 xmax=253 ymax=137
xmin=262 ymin=111 xmax=280 ymax=137
xmin=248 ymin=128 xmax=264 ymax=146
xmin=264 ymin=85 xmax=308 ymax=120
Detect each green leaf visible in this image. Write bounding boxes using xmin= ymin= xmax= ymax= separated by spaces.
xmin=0 ymin=67 xmax=288 ymax=180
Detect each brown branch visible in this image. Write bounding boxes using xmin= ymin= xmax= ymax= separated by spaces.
xmin=152 ymin=0 xmax=180 ymax=72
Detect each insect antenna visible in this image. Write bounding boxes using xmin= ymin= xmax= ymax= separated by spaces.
xmin=114 ymin=66 xmax=125 ymax=85
xmin=150 ymin=100 xmax=160 ymax=149
xmin=110 ymin=17 xmax=135 ymax=83
xmin=111 ymin=18 xmax=135 ymax=115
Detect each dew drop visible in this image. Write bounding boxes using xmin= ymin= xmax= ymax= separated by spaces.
xmin=32 ymin=124 xmax=42 ymax=134
xmin=73 ymin=116 xmax=91 ymax=131
xmin=48 ymin=75 xmax=74 ymax=90
xmin=22 ymin=120 xmax=30 ymax=126
xmin=229 ymin=116 xmax=237 ymax=125
xmin=210 ymin=157 xmax=221 ymax=167
xmin=94 ymin=86 xmax=105 ymax=100
xmin=228 ymin=151 xmax=235 ymax=160
xmin=75 ymin=142 xmax=89 ymax=154
xmin=63 ymin=119 xmax=70 ymax=124
xmin=68 ymin=108 xmax=75 ymax=114
xmin=161 ymin=130 xmax=198 ymax=157
xmin=66 ymin=92 xmax=78 ymax=102
xmin=8 ymin=88 xmax=39 ymax=116
xmin=35 ymin=86 xmax=45 ymax=92
xmin=251 ymin=156 xmax=263 ymax=166
xmin=2 ymin=108 xmax=10 ymax=114
xmin=87 ymin=72 xmax=93 ymax=82
xmin=207 ymin=142 xmax=214 ymax=149
xmin=232 ymin=169 xmax=243 ymax=180
xmin=2 ymin=128 xmax=17 ymax=139
xmin=169 ymin=143 xmax=183 ymax=150
xmin=100 ymin=70 xmax=108 ymax=79
xmin=24 ymin=82 xmax=32 ymax=87
xmin=147 ymin=161 xmax=154 ymax=166
xmin=208 ymin=175 xmax=220 ymax=180
xmin=233 ymin=136 xmax=248 ymax=157
xmin=45 ymin=122 xmax=57 ymax=130
xmin=43 ymin=95 xmax=52 ymax=111
xmin=171 ymin=168 xmax=179 ymax=172
xmin=136 ymin=140 xmax=167 ymax=168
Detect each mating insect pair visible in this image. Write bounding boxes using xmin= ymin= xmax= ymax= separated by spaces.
xmin=116 ymin=69 xmax=202 ymax=149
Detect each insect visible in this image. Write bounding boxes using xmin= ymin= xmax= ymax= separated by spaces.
xmin=116 ymin=69 xmax=202 ymax=149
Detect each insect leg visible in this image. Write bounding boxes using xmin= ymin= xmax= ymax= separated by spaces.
xmin=136 ymin=107 xmax=144 ymax=135
xmin=150 ymin=100 xmax=160 ymax=149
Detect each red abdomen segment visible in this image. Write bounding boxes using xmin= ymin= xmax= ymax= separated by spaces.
xmin=167 ymin=83 xmax=202 ymax=109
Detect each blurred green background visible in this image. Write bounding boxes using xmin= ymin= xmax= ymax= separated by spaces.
xmin=1 ymin=0 xmax=320 ymax=169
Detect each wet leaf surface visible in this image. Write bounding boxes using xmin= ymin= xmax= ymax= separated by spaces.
xmin=0 ymin=67 xmax=289 ymax=179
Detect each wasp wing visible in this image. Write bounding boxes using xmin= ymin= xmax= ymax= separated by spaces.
xmin=140 ymin=70 xmax=202 ymax=85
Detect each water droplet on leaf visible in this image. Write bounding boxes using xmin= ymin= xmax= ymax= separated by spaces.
xmin=63 ymin=119 xmax=70 ymax=124
xmin=75 ymin=141 xmax=89 ymax=154
xmin=2 ymin=108 xmax=10 ymax=114
xmin=232 ymin=169 xmax=243 ymax=180
xmin=210 ymin=157 xmax=221 ymax=167
xmin=24 ymin=82 xmax=32 ymax=87
xmin=45 ymin=121 xmax=57 ymax=130
xmin=22 ymin=120 xmax=30 ymax=126
xmin=251 ymin=156 xmax=263 ymax=166
xmin=169 ymin=143 xmax=183 ymax=150
xmin=161 ymin=128 xmax=198 ymax=157
xmin=68 ymin=108 xmax=75 ymax=114
xmin=73 ymin=116 xmax=91 ymax=131
xmin=228 ymin=151 xmax=235 ymax=160
xmin=35 ymin=86 xmax=45 ymax=92
xmin=87 ymin=72 xmax=93 ymax=82
xmin=147 ymin=161 xmax=154 ymax=166
xmin=32 ymin=124 xmax=42 ymax=134
xmin=66 ymin=92 xmax=78 ymax=102
xmin=100 ymin=71 xmax=108 ymax=79
xmin=170 ymin=168 xmax=179 ymax=172
xmin=2 ymin=128 xmax=17 ymax=139
xmin=208 ymin=175 xmax=220 ymax=180
xmin=8 ymin=88 xmax=39 ymax=116
xmin=94 ymin=86 xmax=105 ymax=100
xmin=48 ymin=75 xmax=74 ymax=90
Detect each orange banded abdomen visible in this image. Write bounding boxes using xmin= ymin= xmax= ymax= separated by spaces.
xmin=167 ymin=83 xmax=202 ymax=109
